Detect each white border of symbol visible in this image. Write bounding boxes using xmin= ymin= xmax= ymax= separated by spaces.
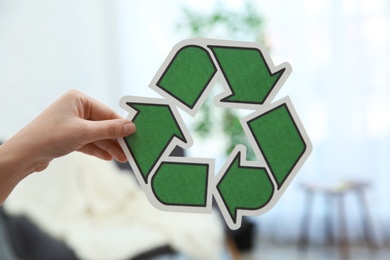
xmin=119 ymin=39 xmax=312 ymax=229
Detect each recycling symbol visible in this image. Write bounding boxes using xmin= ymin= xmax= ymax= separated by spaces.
xmin=119 ymin=39 xmax=312 ymax=230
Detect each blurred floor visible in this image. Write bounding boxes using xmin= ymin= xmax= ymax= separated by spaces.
xmin=144 ymin=237 xmax=390 ymax=259
xmin=240 ymin=238 xmax=390 ymax=260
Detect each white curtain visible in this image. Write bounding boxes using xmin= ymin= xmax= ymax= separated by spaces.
xmin=117 ymin=0 xmax=390 ymax=244
xmin=258 ymin=0 xmax=390 ymax=244
xmin=0 ymin=0 xmax=121 ymax=139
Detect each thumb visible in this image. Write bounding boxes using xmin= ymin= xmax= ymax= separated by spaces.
xmin=85 ymin=119 xmax=136 ymax=141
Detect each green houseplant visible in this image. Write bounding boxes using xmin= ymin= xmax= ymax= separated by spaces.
xmin=177 ymin=2 xmax=268 ymax=161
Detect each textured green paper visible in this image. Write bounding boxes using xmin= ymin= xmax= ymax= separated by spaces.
xmin=209 ymin=46 xmax=284 ymax=104
xmin=119 ymin=38 xmax=312 ymax=230
xmin=152 ymin=162 xmax=208 ymax=206
xmin=157 ymin=46 xmax=216 ymax=109
xmin=123 ymin=103 xmax=185 ymax=183
xmin=248 ymin=104 xmax=306 ymax=188
xmin=217 ymin=152 xmax=274 ymax=222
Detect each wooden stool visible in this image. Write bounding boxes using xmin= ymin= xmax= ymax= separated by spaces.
xmin=298 ymin=180 xmax=377 ymax=259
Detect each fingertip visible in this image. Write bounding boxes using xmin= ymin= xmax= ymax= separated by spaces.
xmin=112 ymin=149 xmax=128 ymax=163
xmin=123 ymin=122 xmax=136 ymax=135
xmin=115 ymin=156 xmax=128 ymax=163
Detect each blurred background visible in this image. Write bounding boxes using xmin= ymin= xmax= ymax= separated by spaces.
xmin=1 ymin=0 xmax=390 ymax=259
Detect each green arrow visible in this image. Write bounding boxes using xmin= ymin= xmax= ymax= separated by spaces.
xmin=217 ymin=151 xmax=274 ymax=224
xmin=208 ymin=46 xmax=285 ymax=104
xmin=152 ymin=162 xmax=209 ymax=207
xmin=123 ymin=103 xmax=186 ymax=184
xmin=156 ymin=45 xmax=217 ymax=109
xmin=247 ymin=103 xmax=307 ymax=189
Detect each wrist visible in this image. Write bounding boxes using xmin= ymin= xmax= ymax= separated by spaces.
xmin=0 ymin=138 xmax=36 ymax=203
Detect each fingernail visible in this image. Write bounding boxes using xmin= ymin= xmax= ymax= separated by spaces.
xmin=123 ymin=122 xmax=136 ymax=135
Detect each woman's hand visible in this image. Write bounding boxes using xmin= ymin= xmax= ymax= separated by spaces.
xmin=0 ymin=90 xmax=136 ymax=203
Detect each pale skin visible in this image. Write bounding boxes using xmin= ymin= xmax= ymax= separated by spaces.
xmin=0 ymin=90 xmax=136 ymax=204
